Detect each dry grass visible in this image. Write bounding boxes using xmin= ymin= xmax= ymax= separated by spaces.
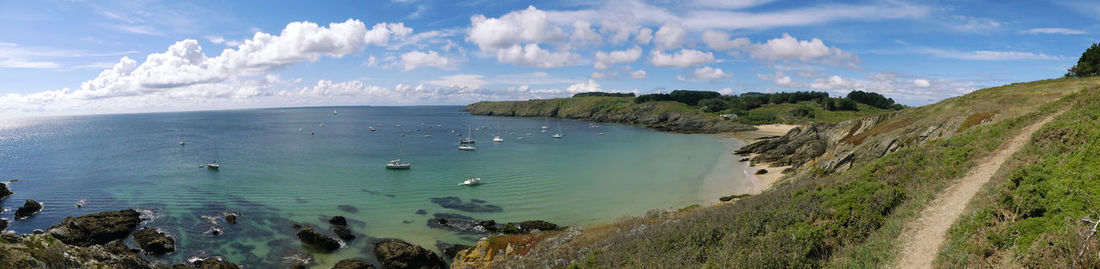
xmin=957 ymin=112 xmax=998 ymax=132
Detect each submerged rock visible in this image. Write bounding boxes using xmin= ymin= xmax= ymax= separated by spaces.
xmin=333 ymin=225 xmax=355 ymax=241
xmin=414 ymin=209 xmax=427 ymax=215
xmin=429 ymin=196 xmax=503 ymax=213
xmin=179 ymin=257 xmax=241 ymax=269
xmin=332 ymin=258 xmax=375 ymax=269
xmin=133 ymin=227 xmax=175 ymax=255
xmin=48 ymin=209 xmax=142 ymax=246
xmin=497 ymin=220 xmax=563 ymax=234
xmin=373 ymin=239 xmax=445 ymax=269
xmin=224 ymin=213 xmax=238 ymax=224
xmin=14 ymin=199 xmax=43 ymax=220
xmin=337 ymin=205 xmax=358 ymax=213
xmin=329 ymin=216 xmax=348 ymax=226
xmin=435 ymin=242 xmax=472 ymax=259
xmin=296 ymin=226 xmax=340 ymax=252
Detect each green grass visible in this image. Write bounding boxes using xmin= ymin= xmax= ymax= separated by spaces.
xmin=937 ymin=86 xmax=1100 ymax=268
xmin=732 ymin=101 xmax=891 ymax=124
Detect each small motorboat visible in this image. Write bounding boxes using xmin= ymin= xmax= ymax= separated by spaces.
xmin=458 ymin=144 xmax=476 ymax=151
xmin=492 ymin=135 xmax=504 ymax=142
xmin=424 ymin=134 xmax=432 ymax=138
xmin=385 ymin=159 xmax=411 ymax=169
xmin=369 ymin=126 xmax=376 ymax=131
xmin=459 ymin=177 xmax=481 ymax=186
xmin=552 ymin=133 xmax=563 ymax=138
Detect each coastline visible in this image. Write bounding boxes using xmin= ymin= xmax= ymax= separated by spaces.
xmin=718 ymin=124 xmax=799 ymax=197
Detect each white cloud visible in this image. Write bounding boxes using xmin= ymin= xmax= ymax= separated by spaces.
xmin=702 ymin=30 xmax=750 ymax=51
xmin=757 ymin=72 xmax=794 ymax=86
xmin=400 ymin=50 xmax=458 ymax=71
xmin=913 ymin=78 xmax=931 ymax=88
xmin=365 ymin=22 xmax=413 ymax=46
xmin=496 ymin=43 xmax=580 ymax=68
xmin=951 ymin=16 xmax=1001 ymax=32
xmin=650 ymin=49 xmax=714 ymax=68
xmin=689 ymin=66 xmax=732 ymax=81
xmin=917 ymin=48 xmax=1059 ymax=61
xmin=693 ymin=0 xmax=775 ymax=9
xmin=680 ymin=2 xmax=929 ymax=30
xmin=631 ymin=69 xmax=647 ymax=79
xmin=571 ymin=20 xmax=603 ymax=46
xmin=566 ymin=79 xmax=601 ymax=93
xmin=653 ymin=22 xmax=686 ymax=50
xmin=810 ymin=75 xmax=861 ymax=91
xmin=590 ymin=72 xmax=606 ymax=79
xmin=747 ymin=33 xmax=860 ymax=68
xmin=467 ymin=5 xmax=566 ymax=52
xmin=594 ymin=45 xmax=642 ymax=69
xmin=425 ymin=74 xmax=487 ymax=88
xmin=1023 ymin=27 xmax=1086 ymax=35
xmin=635 ymin=28 xmax=653 ymax=44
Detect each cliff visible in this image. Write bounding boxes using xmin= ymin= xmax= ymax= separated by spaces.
xmin=461 ymin=97 xmax=755 ymax=133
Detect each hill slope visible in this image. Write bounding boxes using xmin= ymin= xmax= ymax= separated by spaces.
xmin=451 ymin=77 xmax=1100 ymax=268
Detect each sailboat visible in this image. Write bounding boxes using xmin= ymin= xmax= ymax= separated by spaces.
xmin=179 ymin=128 xmax=186 ymax=145
xmin=492 ymin=121 xmax=504 ymax=142
xmin=386 ymin=136 xmax=411 ymax=169
xmin=207 ymin=139 xmax=220 ymax=169
xmin=540 ymin=118 xmax=550 ymax=130
xmin=459 ymin=122 xmax=476 ymax=144
xmin=459 ymin=177 xmax=481 ymax=186
xmin=333 ymin=110 xmax=338 ymax=115
xmin=552 ymin=120 xmax=564 ymax=138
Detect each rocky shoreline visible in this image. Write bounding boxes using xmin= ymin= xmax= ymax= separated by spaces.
xmin=462 ymin=100 xmax=755 ymax=133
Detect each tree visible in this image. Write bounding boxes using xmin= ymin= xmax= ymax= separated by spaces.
xmin=846 ymin=90 xmax=896 ymax=109
xmin=668 ymin=90 xmax=721 ymax=106
xmin=1068 ymin=43 xmax=1100 ymax=78
xmin=835 ymin=98 xmax=859 ymax=111
xmin=699 ymin=98 xmax=728 ymax=112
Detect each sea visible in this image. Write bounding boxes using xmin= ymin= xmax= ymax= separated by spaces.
xmin=0 ymin=106 xmax=755 ymax=267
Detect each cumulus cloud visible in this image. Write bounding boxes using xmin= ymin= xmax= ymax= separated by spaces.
xmin=757 ymin=72 xmax=794 ymax=86
xmin=635 ymin=28 xmax=653 ymax=44
xmin=400 ymin=50 xmax=459 ymax=71
xmin=702 ymin=30 xmax=749 ymax=51
xmin=650 ymin=49 xmax=714 ymax=68
xmin=594 ymin=45 xmax=642 ymax=69
xmin=566 ymin=79 xmax=601 ymax=93
xmin=496 ymin=43 xmax=580 ymax=68
xmin=653 ymin=22 xmax=686 ymax=50
xmin=680 ymin=66 xmax=731 ymax=81
xmin=571 ymin=20 xmax=603 ymax=46
xmin=693 ymin=0 xmax=775 ymax=9
xmin=631 ymin=69 xmax=647 ymax=79
xmin=913 ymin=78 xmax=931 ymax=88
xmin=746 ymin=33 xmax=860 ymax=68
xmin=467 ymin=5 xmax=566 ymax=52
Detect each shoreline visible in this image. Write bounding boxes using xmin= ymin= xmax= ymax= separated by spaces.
xmin=718 ymin=124 xmax=799 ymax=197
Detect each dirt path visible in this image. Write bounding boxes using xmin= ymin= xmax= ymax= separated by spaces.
xmin=896 ymin=111 xmax=1063 ymax=268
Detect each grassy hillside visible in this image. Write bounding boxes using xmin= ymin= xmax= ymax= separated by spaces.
xmin=938 ymin=83 xmax=1100 ymax=267
xmin=454 ymin=77 xmax=1100 ymax=268
xmin=736 ymin=101 xmax=892 ymax=124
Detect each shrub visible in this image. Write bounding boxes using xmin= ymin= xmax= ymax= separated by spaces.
xmin=699 ymin=98 xmax=729 ymax=112
xmin=835 ymin=98 xmax=859 ymax=111
xmin=846 ymin=90 xmax=897 ymax=109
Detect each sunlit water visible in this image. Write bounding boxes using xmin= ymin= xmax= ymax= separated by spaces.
xmin=0 ymin=106 xmax=752 ymax=267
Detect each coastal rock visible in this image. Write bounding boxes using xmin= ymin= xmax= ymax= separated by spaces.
xmin=0 ymin=233 xmax=153 ymax=269
xmin=296 ymin=226 xmax=341 ymax=252
xmin=497 ymin=220 xmax=563 ymax=234
xmin=15 ymin=199 xmax=43 ymax=220
xmin=436 ymin=242 xmax=472 ymax=259
xmin=332 ymin=259 xmax=375 ymax=269
xmin=329 ymin=216 xmax=348 ymax=226
xmin=451 ymin=238 xmax=495 ymax=269
xmin=462 ymin=100 xmax=755 ymax=134
xmin=755 ymin=169 xmax=768 ymax=175
xmin=48 ymin=209 xmax=143 ymax=246
xmin=178 ymin=257 xmax=241 ymax=269
xmin=132 ymin=227 xmax=175 ymax=255
xmin=426 ymin=213 xmax=487 ymax=234
xmin=429 ymin=196 xmax=503 ymax=213
xmin=719 ymin=194 xmax=751 ymax=202
xmin=372 ymin=239 xmax=445 ymax=269
xmin=0 ymin=218 xmax=7 ymax=231
xmin=224 ymin=214 xmax=237 ymax=224
xmin=0 ymin=182 xmax=11 ymax=200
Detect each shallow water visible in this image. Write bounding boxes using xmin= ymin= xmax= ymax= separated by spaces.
xmin=0 ymin=106 xmax=751 ymax=267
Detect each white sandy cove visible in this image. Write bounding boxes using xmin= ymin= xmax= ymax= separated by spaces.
xmin=719 ymin=124 xmax=800 ymax=197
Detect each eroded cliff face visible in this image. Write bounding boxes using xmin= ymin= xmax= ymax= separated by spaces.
xmin=739 ymin=108 xmax=976 ymax=177
xmin=462 ymin=101 xmax=755 ymax=133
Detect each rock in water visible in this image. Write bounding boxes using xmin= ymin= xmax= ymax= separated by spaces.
xmin=48 ymin=209 xmax=142 ymax=246
xmin=435 ymin=242 xmax=472 ymax=259
xmin=333 ymin=225 xmax=355 ymax=241
xmin=372 ymin=239 xmax=445 ymax=269
xmin=296 ymin=226 xmax=341 ymax=252
xmin=332 ymin=258 xmax=375 ymax=269
xmin=498 ymin=220 xmax=564 ymax=234
xmin=186 ymin=257 xmax=241 ymax=269
xmin=329 ymin=216 xmax=348 ymax=226
xmin=0 ymin=182 xmax=11 ymax=200
xmin=755 ymin=169 xmax=768 ymax=175
xmin=14 ymin=199 xmax=43 ymax=220
xmin=132 ymin=227 xmax=175 ymax=255
xmin=225 ymin=213 xmax=238 ymax=224
xmin=0 ymin=218 xmax=7 ymax=231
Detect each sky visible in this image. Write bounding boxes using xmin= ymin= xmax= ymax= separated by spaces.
xmin=0 ymin=0 xmax=1097 ymax=117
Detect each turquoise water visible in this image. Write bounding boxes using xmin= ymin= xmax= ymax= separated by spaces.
xmin=0 ymin=106 xmax=751 ymax=267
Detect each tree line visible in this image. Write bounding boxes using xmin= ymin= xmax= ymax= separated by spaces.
xmin=631 ymin=89 xmax=903 ymax=112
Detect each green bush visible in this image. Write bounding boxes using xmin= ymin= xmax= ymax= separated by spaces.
xmin=1067 ymin=43 xmax=1100 ymax=78
xmin=699 ymin=98 xmax=728 ymax=112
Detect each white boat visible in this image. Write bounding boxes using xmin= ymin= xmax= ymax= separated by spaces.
xmin=492 ymin=136 xmax=503 ymax=142
xmin=319 ymin=123 xmax=325 ymax=127
xmin=598 ymin=132 xmax=605 ymax=136
xmin=369 ymin=126 xmax=376 ymax=131
xmin=459 ymin=123 xmax=476 ymax=144
xmin=333 ymin=110 xmax=338 ymax=115
xmin=458 ymin=144 xmax=476 ymax=151
xmin=424 ymin=135 xmax=431 ymax=138
xmin=180 ymin=140 xmax=186 ymax=145
xmin=552 ymin=120 xmax=564 ymax=138
xmin=540 ymin=118 xmax=550 ymax=130
xmin=385 ymin=159 xmax=411 ymax=169
xmin=492 ymin=121 xmax=504 ymax=142
xmin=207 ymin=138 xmax=221 ymax=169
xmin=459 ymin=177 xmax=481 ymax=186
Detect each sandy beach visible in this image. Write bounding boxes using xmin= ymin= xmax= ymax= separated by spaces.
xmin=721 ymin=124 xmax=799 ymax=195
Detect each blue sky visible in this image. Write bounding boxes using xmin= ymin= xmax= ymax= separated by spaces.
xmin=0 ymin=0 xmax=1096 ymax=117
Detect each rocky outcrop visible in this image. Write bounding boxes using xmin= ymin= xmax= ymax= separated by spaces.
xmin=429 ymin=196 xmax=503 ymax=213
xmin=224 ymin=213 xmax=237 ymax=224
xmin=14 ymin=199 xmax=42 ymax=220
xmin=0 ymin=182 xmax=11 ymax=200
xmin=372 ymin=239 xmax=445 ymax=269
xmin=330 ymin=216 xmax=355 ymax=241
xmin=497 ymin=220 xmax=563 ymax=235
xmin=0 ymin=218 xmax=7 ymax=231
xmin=132 ymin=227 xmax=174 ymax=255
xmin=296 ymin=226 xmax=341 ymax=252
xmin=175 ymin=257 xmax=241 ymax=269
xmin=436 ymin=242 xmax=472 ymax=259
xmin=332 ymin=259 xmax=375 ymax=269
xmin=462 ymin=100 xmax=755 ymax=134
xmin=426 ymin=213 xmax=564 ymax=235
xmin=451 ymin=238 xmax=498 ymax=269
xmin=48 ymin=209 xmax=142 ymax=246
